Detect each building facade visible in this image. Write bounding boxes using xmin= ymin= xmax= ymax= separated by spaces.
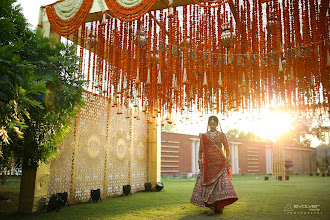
xmin=161 ymin=132 xmax=317 ymax=175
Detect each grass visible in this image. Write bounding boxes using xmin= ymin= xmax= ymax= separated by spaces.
xmin=1 ymin=174 xmax=329 ymax=219
xmin=0 ymin=177 xmax=21 ymax=217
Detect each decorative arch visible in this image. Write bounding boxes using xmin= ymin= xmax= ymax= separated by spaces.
xmin=45 ymin=0 xmax=94 ymax=36
xmin=104 ymin=0 xmax=158 ymax=22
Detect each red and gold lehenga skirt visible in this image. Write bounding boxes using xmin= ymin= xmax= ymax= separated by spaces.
xmin=190 ymin=132 xmax=238 ymax=212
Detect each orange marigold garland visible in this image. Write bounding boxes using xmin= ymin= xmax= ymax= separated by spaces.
xmin=44 ymin=0 xmax=329 ymax=117
xmin=103 ymin=0 xmax=157 ymax=22
xmin=46 ymin=0 xmax=93 ymax=36
xmin=191 ymin=0 xmax=228 ymax=8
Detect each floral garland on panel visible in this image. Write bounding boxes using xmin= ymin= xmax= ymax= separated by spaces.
xmin=103 ymin=0 xmax=158 ymax=21
xmin=54 ymin=0 xmax=84 ymax=20
xmin=116 ymin=0 xmax=144 ymax=8
xmin=46 ymin=0 xmax=93 ymax=36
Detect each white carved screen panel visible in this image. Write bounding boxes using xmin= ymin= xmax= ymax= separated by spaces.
xmin=47 ymin=92 xmax=148 ymax=202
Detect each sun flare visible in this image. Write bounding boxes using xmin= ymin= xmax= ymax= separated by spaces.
xmin=253 ymin=110 xmax=292 ymax=141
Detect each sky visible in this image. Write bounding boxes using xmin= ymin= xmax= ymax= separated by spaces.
xmin=16 ymin=0 xmax=56 ymax=29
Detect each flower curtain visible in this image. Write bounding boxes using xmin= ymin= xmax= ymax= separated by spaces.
xmin=45 ymin=0 xmax=329 ymax=120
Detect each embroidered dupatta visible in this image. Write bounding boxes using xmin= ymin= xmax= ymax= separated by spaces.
xmin=200 ymin=132 xmax=227 ymax=186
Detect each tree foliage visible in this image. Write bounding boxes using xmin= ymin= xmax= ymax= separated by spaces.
xmin=0 ymin=0 xmax=86 ymax=169
xmin=225 ymin=128 xmax=262 ymax=142
xmin=161 ymin=122 xmax=178 ymax=133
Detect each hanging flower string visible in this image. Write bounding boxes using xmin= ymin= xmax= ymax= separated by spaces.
xmin=44 ymin=0 xmax=329 ymax=120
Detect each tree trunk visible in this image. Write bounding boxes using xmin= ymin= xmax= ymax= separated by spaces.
xmin=18 ymin=163 xmax=50 ymax=213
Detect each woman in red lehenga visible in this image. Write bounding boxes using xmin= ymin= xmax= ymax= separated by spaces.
xmin=190 ymin=116 xmax=238 ymax=216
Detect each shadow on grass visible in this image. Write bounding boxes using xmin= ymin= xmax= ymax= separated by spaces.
xmin=8 ymin=180 xmax=196 ymax=219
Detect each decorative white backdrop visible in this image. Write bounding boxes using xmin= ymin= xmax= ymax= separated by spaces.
xmin=47 ymin=92 xmax=148 ymax=202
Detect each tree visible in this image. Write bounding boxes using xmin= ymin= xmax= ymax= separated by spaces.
xmin=225 ymin=128 xmax=241 ymax=139
xmin=0 ymin=0 xmax=86 ymax=170
xmin=284 ymin=117 xmax=312 ymax=147
xmin=225 ymin=128 xmax=263 ymax=142
xmin=161 ymin=122 xmax=178 ymax=133
xmin=0 ymin=0 xmax=39 ymax=171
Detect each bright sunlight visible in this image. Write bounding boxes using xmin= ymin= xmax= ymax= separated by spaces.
xmin=250 ymin=110 xmax=293 ymax=141
xmin=172 ymin=108 xmax=294 ymax=143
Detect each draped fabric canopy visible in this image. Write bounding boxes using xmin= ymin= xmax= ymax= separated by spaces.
xmin=44 ymin=0 xmax=330 ymax=121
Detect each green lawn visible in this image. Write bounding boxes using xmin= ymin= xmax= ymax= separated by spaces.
xmin=1 ymin=174 xmax=329 ymax=219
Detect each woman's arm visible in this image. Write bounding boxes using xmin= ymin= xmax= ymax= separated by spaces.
xmin=221 ymin=132 xmax=231 ymax=169
xmin=199 ymin=145 xmax=203 ymax=159
xmin=198 ymin=134 xmax=203 ymax=169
